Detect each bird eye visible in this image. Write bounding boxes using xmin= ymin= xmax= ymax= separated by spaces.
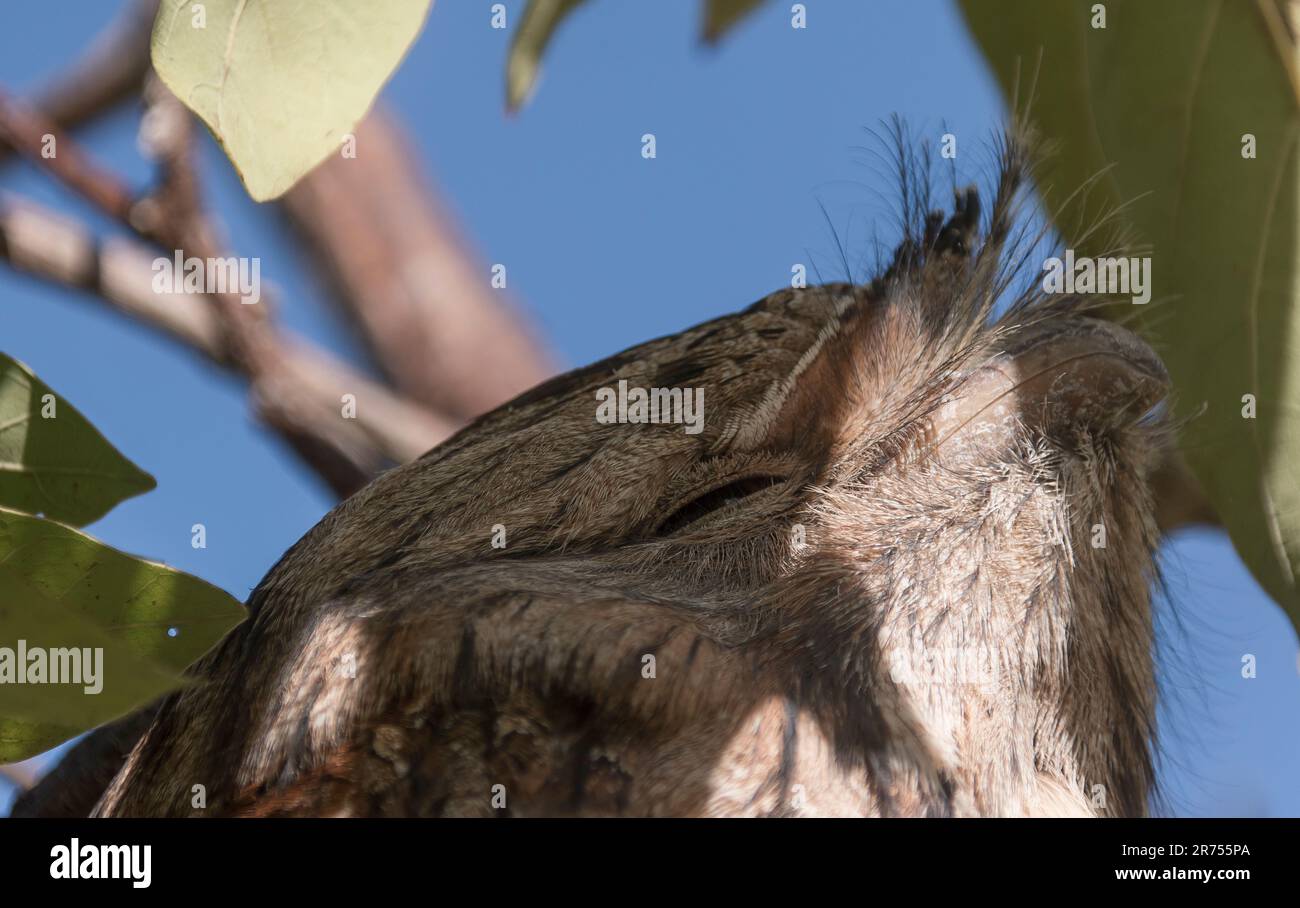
xmin=655 ymin=475 xmax=786 ymax=536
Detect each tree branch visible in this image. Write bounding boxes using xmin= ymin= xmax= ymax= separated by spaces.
xmin=0 ymin=83 xmax=460 ymax=498
xmin=0 ymin=93 xmax=135 ymax=224
xmin=0 ymin=0 xmax=158 ymax=163
xmin=281 ymin=107 xmax=555 ymax=420
xmin=0 ymin=0 xmax=538 ymax=493
xmin=0 ymin=193 xmax=453 ymax=478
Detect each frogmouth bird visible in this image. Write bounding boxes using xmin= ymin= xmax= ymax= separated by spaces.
xmin=19 ymin=132 xmax=1169 ymax=818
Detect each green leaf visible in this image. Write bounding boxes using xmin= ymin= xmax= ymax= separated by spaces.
xmin=0 ymin=716 xmax=78 ymax=764
xmin=151 ymin=0 xmax=433 ymax=201
xmin=0 ymin=565 xmax=178 ymax=732
xmin=0 ymin=566 xmax=181 ymax=761
xmin=0 ymin=508 xmax=245 ymax=760
xmin=504 ymin=1 xmax=767 ymax=110
xmin=959 ymin=0 xmax=1300 ymax=626
xmin=0 ymin=508 xmax=245 ymax=672
xmin=702 ymin=0 xmax=766 ymax=43
xmin=0 ymin=353 xmax=155 ymax=527
xmin=506 ymin=0 xmax=588 ymax=111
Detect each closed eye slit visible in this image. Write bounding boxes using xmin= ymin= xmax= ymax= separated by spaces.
xmin=654 ymin=475 xmax=787 ymax=536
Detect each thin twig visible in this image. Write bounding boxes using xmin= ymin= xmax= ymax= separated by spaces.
xmin=0 ymin=92 xmax=136 ymax=223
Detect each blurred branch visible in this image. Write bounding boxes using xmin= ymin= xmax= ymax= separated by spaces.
xmin=0 ymin=194 xmax=451 ymax=482
xmin=0 ymin=92 xmax=135 ymax=222
xmin=0 ymin=88 xmax=456 ymax=496
xmin=1 ymin=0 xmax=555 ymax=486
xmin=0 ymin=0 xmax=554 ymax=490
xmin=0 ymin=0 xmax=158 ymax=163
xmin=0 ymin=193 xmax=221 ymax=353
xmin=281 ymin=107 xmax=554 ymax=419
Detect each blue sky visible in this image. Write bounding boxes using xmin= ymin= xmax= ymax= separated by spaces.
xmin=1 ymin=0 xmax=1297 ymax=816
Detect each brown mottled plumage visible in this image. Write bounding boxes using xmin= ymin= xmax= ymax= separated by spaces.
xmin=20 ymin=131 xmax=1169 ymax=817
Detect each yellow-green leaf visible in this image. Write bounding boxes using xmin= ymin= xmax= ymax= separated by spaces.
xmin=0 ymin=353 xmax=154 ymax=527
xmin=0 ymin=716 xmax=77 ymax=764
xmin=0 ymin=508 xmax=245 ymax=673
xmin=0 ymin=509 xmax=244 ymax=761
xmin=151 ymin=0 xmax=433 ymax=201
xmin=959 ymin=0 xmax=1300 ymax=627
xmin=506 ymin=0 xmax=588 ymax=111
xmin=0 ymin=565 xmax=179 ymax=734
